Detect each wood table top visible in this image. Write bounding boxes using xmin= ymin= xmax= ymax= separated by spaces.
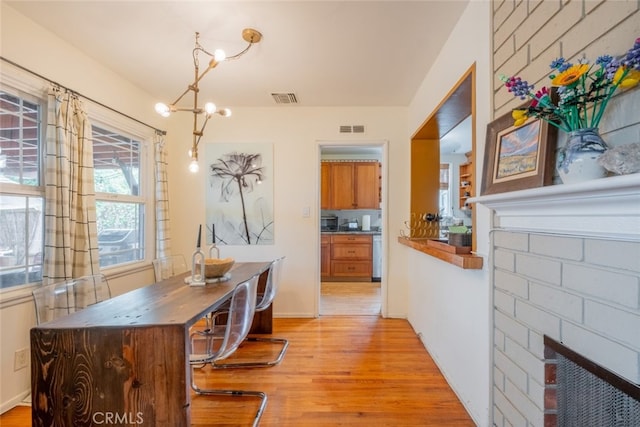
xmin=32 ymin=261 xmax=271 ymax=330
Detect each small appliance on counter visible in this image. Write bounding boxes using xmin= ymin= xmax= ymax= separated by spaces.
xmin=320 ymin=215 xmax=338 ymax=232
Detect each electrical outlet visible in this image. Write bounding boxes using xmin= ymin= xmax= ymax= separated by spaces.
xmin=14 ymin=348 xmax=28 ymax=371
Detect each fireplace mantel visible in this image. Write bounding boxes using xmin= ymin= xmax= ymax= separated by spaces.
xmin=469 ymin=174 xmax=640 ymax=240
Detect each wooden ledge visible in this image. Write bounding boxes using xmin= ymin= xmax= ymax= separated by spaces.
xmin=398 ymin=236 xmax=483 ymax=270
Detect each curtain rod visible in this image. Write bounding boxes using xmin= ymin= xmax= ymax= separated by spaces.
xmin=1 ymin=56 xmax=166 ymax=135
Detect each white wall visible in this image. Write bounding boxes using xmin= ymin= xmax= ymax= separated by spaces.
xmin=406 ymin=2 xmax=492 ymax=426
xmin=165 ymin=106 xmax=410 ymax=317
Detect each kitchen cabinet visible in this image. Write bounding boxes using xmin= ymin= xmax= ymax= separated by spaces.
xmin=320 ymin=235 xmax=330 ymax=277
xmin=321 ymin=161 xmax=380 ymax=209
xmin=324 ymin=234 xmax=372 ymax=281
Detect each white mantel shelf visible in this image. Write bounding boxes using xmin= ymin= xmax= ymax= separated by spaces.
xmin=469 ymin=173 xmax=640 ymax=241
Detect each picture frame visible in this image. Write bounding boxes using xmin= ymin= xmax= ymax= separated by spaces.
xmin=481 ymin=108 xmax=557 ymax=195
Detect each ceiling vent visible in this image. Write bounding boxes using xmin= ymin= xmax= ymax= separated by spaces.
xmin=271 ymin=92 xmax=299 ymax=104
xmin=339 ymin=125 xmax=365 ymax=134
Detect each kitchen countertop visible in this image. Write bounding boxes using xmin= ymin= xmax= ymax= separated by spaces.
xmin=321 ymin=230 xmax=381 ymax=235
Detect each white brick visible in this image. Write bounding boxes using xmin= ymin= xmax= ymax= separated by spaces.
xmin=494 ymin=386 xmax=527 ymax=426
xmin=505 ymin=336 xmax=545 ymax=386
xmin=584 ymin=239 xmax=640 ymax=273
xmin=495 ymin=347 xmax=528 ymax=392
xmin=584 ymin=301 xmax=640 ymax=349
xmin=494 ymin=36 xmax=515 ymax=69
xmin=516 ymin=253 xmax=562 ymax=285
xmin=563 ymin=263 xmax=639 ymax=309
xmin=529 ymin=1 xmax=582 ymax=59
xmin=562 ymin=1 xmax=639 ymax=61
xmin=495 ymin=327 xmax=506 ymax=352
xmin=504 ymin=377 xmax=544 ymax=425
xmin=561 ymin=321 xmax=640 ymax=383
xmin=496 ymin=309 xmax=530 ymax=347
xmin=495 ymin=230 xmax=528 ymax=251
xmin=494 ymin=47 xmax=529 ymax=92
xmin=495 ymin=269 xmax=529 ymax=299
xmin=514 ymin=0 xmax=561 ymax=50
xmin=528 ymin=329 xmax=544 ymax=359
xmin=529 ymin=282 xmax=583 ymax=323
xmin=496 ymin=0 xmax=528 ymax=47
xmin=529 ymin=234 xmax=583 ymax=261
xmin=515 ymin=299 xmax=561 ymax=339
xmin=493 ymin=406 xmax=505 ymax=427
xmin=527 ymin=376 xmax=545 ymax=410
xmin=495 ymin=289 xmax=516 ymax=315
xmin=495 ymin=365 xmax=506 ymax=391
xmin=495 ymin=249 xmax=515 ymax=272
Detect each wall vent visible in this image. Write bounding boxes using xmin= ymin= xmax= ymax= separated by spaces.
xmin=271 ymin=92 xmax=299 ymax=104
xmin=339 ymin=125 xmax=365 ymax=134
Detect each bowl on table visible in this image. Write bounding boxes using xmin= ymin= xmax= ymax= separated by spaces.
xmin=203 ymin=257 xmax=235 ymax=278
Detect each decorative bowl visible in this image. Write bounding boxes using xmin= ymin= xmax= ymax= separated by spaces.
xmin=203 ymin=257 xmax=235 ymax=278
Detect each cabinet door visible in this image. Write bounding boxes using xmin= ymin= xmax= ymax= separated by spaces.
xmin=330 ymin=163 xmax=355 ymax=209
xmin=320 ymin=236 xmax=330 ymax=277
xmin=354 ymin=162 xmax=379 ymax=209
xmin=321 ymin=163 xmax=332 ymax=209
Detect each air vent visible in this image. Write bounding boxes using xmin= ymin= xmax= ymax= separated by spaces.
xmin=339 ymin=125 xmax=365 ymax=134
xmin=271 ymin=92 xmax=299 ymax=104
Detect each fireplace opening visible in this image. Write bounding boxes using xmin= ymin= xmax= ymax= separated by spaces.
xmin=544 ymin=336 xmax=640 ymax=427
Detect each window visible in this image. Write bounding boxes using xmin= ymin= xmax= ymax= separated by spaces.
xmin=92 ymin=125 xmax=146 ymax=268
xmin=0 ymin=87 xmax=44 ymax=289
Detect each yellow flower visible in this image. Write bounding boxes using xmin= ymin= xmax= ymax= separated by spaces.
xmin=614 ymin=67 xmax=640 ymax=89
xmin=551 ymin=64 xmax=589 ymax=86
xmin=512 ymin=109 xmax=528 ymax=127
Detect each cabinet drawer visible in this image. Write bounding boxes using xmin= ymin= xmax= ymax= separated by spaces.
xmin=331 ymin=261 xmax=372 ymax=277
xmin=331 ymin=244 xmax=371 ymax=260
xmin=321 ymin=235 xmax=330 ymax=244
xmin=330 ymin=234 xmax=372 ymax=244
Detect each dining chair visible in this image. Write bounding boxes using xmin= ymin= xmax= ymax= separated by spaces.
xmin=190 ymin=274 xmax=267 ymax=427
xmin=32 ymin=274 xmax=112 ymax=325
xmin=212 ymin=256 xmax=289 ymax=369
xmin=152 ymin=254 xmax=188 ymax=282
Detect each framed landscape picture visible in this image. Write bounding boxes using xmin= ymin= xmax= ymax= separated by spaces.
xmin=481 ymin=109 xmax=556 ymax=195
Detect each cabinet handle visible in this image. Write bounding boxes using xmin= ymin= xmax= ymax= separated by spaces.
xmin=348 ymin=250 xmax=355 ymax=254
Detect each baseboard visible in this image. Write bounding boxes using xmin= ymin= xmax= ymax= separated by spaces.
xmin=0 ymin=389 xmax=30 ymax=415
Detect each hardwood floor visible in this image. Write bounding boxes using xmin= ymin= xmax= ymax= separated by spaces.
xmin=320 ymin=281 xmax=381 ymax=315
xmin=0 ymin=317 xmax=475 ymax=426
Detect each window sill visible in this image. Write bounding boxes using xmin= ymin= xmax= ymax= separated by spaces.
xmin=398 ymin=236 xmax=483 ymax=269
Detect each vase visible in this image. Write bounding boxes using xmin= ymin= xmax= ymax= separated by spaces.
xmin=557 ymin=128 xmax=609 ymax=184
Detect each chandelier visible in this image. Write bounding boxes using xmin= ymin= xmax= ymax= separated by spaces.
xmin=154 ymin=29 xmax=262 ymax=173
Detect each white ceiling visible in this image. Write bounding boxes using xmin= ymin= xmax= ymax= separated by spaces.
xmin=5 ymin=1 xmax=469 ymax=108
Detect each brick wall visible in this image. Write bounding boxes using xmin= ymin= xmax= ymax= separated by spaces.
xmin=490 ymin=1 xmax=640 ymax=425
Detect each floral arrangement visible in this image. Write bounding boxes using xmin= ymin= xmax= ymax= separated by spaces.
xmin=501 ymin=37 xmax=640 ymax=132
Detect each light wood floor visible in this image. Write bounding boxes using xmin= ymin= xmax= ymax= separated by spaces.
xmin=320 ymin=281 xmax=381 ymax=315
xmin=0 ymin=317 xmax=475 ymax=426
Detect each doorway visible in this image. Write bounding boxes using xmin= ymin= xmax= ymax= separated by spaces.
xmin=318 ymin=141 xmax=386 ymax=316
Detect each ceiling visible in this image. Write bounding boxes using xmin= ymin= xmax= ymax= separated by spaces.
xmin=5 ymin=1 xmax=469 ymax=108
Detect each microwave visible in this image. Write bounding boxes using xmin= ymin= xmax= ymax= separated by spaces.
xmin=320 ymin=215 xmax=338 ymax=231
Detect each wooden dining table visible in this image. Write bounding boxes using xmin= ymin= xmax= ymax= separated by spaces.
xmin=30 ymin=261 xmax=272 ymax=427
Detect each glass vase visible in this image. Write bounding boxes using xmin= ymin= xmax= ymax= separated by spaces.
xmin=557 ymin=128 xmax=609 ymax=184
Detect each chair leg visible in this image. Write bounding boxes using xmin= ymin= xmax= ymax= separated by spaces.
xmin=191 ymin=368 xmax=268 ymax=427
xmin=212 ymin=337 xmax=289 ymax=369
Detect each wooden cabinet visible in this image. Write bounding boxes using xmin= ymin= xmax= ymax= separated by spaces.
xmin=321 ymin=161 xmax=380 ymax=210
xmin=320 ymin=235 xmax=330 ymax=277
xmin=459 ymin=152 xmax=473 ymax=210
xmin=323 ymin=234 xmax=372 ymax=281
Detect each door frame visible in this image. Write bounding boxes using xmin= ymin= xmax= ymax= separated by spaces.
xmin=316 ymin=139 xmax=389 ymax=317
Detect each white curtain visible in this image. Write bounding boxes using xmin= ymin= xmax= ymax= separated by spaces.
xmin=43 ymin=86 xmax=100 ymax=282
xmin=154 ymin=131 xmax=172 ymax=259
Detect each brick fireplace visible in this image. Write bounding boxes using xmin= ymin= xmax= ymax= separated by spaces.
xmin=475 ymin=174 xmax=640 ymax=426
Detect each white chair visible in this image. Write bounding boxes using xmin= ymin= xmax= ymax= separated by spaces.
xmin=152 ymin=254 xmax=188 ymax=281
xmin=212 ymin=256 xmax=289 ymax=369
xmin=32 ymin=274 xmax=111 ymax=324
xmin=190 ymin=274 xmax=267 ymax=427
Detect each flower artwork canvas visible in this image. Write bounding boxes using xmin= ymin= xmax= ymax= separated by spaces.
xmin=493 ymin=118 xmax=542 ymax=182
xmin=204 ymin=143 xmax=274 ymax=245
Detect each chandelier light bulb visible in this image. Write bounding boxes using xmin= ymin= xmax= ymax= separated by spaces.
xmin=155 ymin=102 xmax=170 ymax=117
xmin=214 ymin=49 xmax=226 ymax=62
xmin=204 ymin=102 xmax=216 ymax=114
xmin=220 ymin=108 xmax=232 ymax=117
xmin=188 ymin=159 xmax=199 ymax=173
